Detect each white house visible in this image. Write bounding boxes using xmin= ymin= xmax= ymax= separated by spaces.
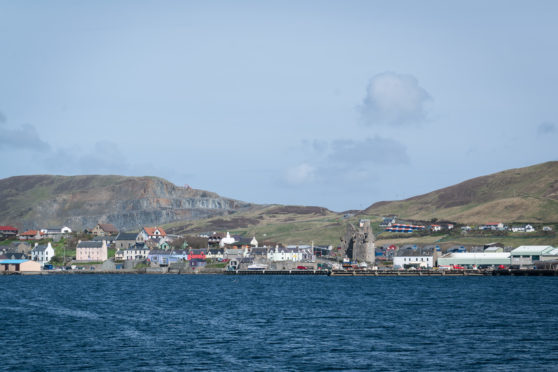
xmin=480 ymin=223 xmax=505 ymax=231
xmin=512 ymin=224 xmax=535 ymax=233
xmin=31 ymin=242 xmax=55 ymax=266
xmin=123 ymin=242 xmax=150 ymax=260
xmin=206 ymin=248 xmax=225 ymax=260
xmin=393 ymin=247 xmax=436 ymax=269
xmin=267 ymin=246 xmax=314 ymax=262
xmin=250 ymin=236 xmax=258 ymax=247
xmin=139 ymin=227 xmax=167 ymax=241
xmin=220 ymin=232 xmax=236 ymax=247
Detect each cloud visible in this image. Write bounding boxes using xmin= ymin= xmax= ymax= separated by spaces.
xmin=359 ymin=71 xmax=431 ymax=126
xmin=282 ymin=136 xmax=409 ymax=187
xmin=43 ymin=141 xmax=131 ymax=174
xmin=0 ymin=117 xmax=51 ymax=152
xmin=284 ymin=163 xmax=316 ymax=185
xmin=537 ymin=122 xmax=556 ymax=136
xmin=328 ymin=137 xmax=409 ymax=166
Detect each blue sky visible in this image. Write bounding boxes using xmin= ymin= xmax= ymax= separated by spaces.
xmin=1 ymin=1 xmax=557 ymax=211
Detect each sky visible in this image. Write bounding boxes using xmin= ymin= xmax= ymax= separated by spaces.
xmin=1 ymin=0 xmax=557 ymax=211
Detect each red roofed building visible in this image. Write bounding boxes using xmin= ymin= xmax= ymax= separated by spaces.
xmin=0 ymin=226 xmax=18 ymax=237
xmin=19 ymin=230 xmax=44 ymax=241
xmin=140 ymin=227 xmax=167 ymax=240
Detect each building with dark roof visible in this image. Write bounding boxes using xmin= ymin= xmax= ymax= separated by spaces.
xmin=76 ymin=240 xmax=107 ymax=262
xmin=114 ymin=232 xmax=140 ymax=250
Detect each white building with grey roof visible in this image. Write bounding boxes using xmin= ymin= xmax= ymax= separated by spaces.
xmin=31 ymin=242 xmax=55 ymax=266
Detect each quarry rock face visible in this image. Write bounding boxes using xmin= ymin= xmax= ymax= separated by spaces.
xmin=0 ymin=175 xmax=253 ymax=231
xmin=340 ymin=219 xmax=375 ymax=264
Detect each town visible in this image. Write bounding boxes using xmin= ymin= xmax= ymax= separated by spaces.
xmin=1 ymin=217 xmax=558 ymax=275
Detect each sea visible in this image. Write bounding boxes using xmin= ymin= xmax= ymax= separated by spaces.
xmin=1 ymin=275 xmax=557 ymax=371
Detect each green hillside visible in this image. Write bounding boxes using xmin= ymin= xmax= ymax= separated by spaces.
xmin=366 ymin=161 xmax=558 ymax=223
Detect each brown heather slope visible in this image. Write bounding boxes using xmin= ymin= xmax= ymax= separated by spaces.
xmin=164 ymin=204 xmax=343 ymax=245
xmin=0 ymin=175 xmax=253 ymax=230
xmin=365 ymin=161 xmax=558 ymax=223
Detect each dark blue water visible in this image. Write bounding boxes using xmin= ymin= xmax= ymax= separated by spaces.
xmin=1 ymin=275 xmax=557 ymax=371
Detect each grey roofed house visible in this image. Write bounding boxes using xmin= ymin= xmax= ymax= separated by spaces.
xmin=7 ymin=242 xmax=32 ymax=253
xmin=32 ymin=244 xmax=50 ymax=252
xmin=92 ymin=235 xmax=115 ymax=242
xmin=250 ymin=247 xmax=269 ymax=256
xmin=116 ymin=232 xmax=140 ymax=241
xmin=125 ymin=242 xmax=148 ymax=251
xmin=77 ymin=241 xmax=104 ymax=249
xmin=2 ymin=252 xmax=29 ymax=260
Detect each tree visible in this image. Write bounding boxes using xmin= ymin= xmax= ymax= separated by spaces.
xmin=50 ymin=255 xmax=64 ymax=265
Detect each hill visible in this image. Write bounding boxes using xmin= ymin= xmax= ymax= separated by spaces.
xmin=365 ymin=161 xmax=558 ymax=223
xmin=164 ymin=204 xmax=345 ymax=246
xmin=0 ymin=175 xmax=253 ymax=230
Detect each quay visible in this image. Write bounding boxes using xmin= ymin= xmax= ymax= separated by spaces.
xmin=225 ymin=269 xmax=558 ymax=276
xmin=2 ymin=269 xmax=558 ymax=276
xmin=224 ymin=269 xmax=330 ymax=276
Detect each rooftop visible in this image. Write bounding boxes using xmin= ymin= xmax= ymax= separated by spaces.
xmin=510 ymin=246 xmax=555 ymax=255
xmin=77 ymin=241 xmax=104 ymax=248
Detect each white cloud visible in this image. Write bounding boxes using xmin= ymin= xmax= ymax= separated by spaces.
xmin=284 ymin=163 xmax=316 ymax=185
xmin=359 ymin=71 xmax=431 ymax=126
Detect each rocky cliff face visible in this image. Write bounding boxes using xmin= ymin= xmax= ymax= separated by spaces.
xmin=0 ymin=175 xmax=253 ymax=231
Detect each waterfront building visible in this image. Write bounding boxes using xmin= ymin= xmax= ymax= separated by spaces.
xmin=224 ymin=247 xmax=248 ymax=259
xmin=267 ymin=246 xmax=314 ymax=262
xmin=114 ymin=249 xmax=125 ymax=261
xmin=123 ymin=242 xmax=150 ymax=260
xmin=147 ymin=250 xmax=188 ymax=266
xmin=76 ymin=240 xmax=108 ymax=262
xmin=510 ymin=246 xmax=557 ymax=268
xmin=188 ymin=249 xmax=207 ymax=260
xmin=0 ymin=259 xmax=41 ymax=272
xmin=393 ymin=246 xmax=437 ymax=269
xmin=31 ymin=242 xmax=55 ymax=266
xmin=437 ymin=252 xmax=510 ymax=268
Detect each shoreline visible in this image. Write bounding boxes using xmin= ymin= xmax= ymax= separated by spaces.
xmin=2 ymin=269 xmax=558 ymax=276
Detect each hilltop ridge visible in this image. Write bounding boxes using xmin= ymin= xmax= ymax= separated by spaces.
xmin=365 ymin=161 xmax=558 ymax=223
xmin=0 ymin=175 xmax=253 ymax=230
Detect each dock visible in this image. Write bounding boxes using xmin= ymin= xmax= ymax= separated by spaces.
xmin=224 ymin=269 xmax=330 ymax=275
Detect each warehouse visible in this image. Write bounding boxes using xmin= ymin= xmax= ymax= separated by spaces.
xmin=437 ymin=252 xmax=510 ymax=268
xmin=510 ymin=246 xmax=557 ymax=268
xmin=0 ymin=259 xmax=42 ymax=272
